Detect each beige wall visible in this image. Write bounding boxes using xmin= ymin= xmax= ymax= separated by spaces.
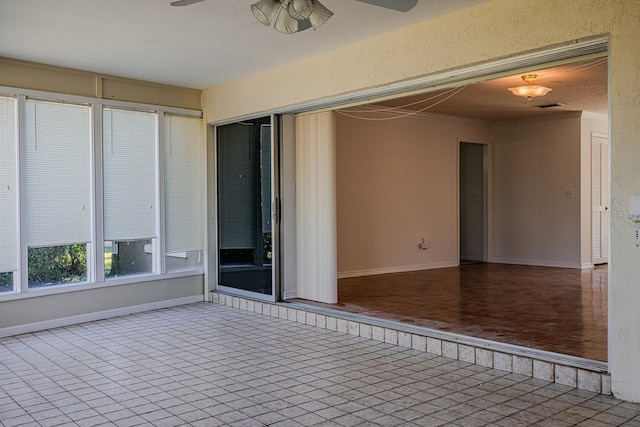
xmin=491 ymin=114 xmax=583 ymax=268
xmin=0 ymin=276 xmax=204 ymax=336
xmin=337 ymin=110 xmax=598 ymax=273
xmin=202 ymin=0 xmax=640 ymax=400
xmin=336 ymin=109 xmax=490 ymax=276
xmin=0 ymin=57 xmax=201 ymax=110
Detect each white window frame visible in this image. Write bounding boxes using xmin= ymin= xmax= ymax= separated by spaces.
xmin=0 ymin=86 xmax=203 ymax=302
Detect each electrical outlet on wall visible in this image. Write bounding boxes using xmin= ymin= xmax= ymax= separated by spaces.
xmin=419 ymin=236 xmax=429 ymax=251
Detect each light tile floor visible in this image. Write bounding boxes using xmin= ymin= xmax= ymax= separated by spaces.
xmin=1 ymin=303 xmax=639 ymax=427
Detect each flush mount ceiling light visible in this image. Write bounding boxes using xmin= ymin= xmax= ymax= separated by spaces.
xmin=508 ymin=74 xmax=553 ymax=100
xmin=251 ymin=0 xmax=333 ymax=34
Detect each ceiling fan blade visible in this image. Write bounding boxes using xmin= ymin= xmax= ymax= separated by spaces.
xmin=170 ymin=0 xmax=206 ymax=6
xmin=353 ymin=0 xmax=418 ymax=12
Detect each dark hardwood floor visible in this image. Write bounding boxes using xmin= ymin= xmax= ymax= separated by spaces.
xmin=292 ymin=263 xmax=608 ymax=362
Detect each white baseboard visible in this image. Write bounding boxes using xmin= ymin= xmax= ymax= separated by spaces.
xmin=489 ymin=258 xmax=583 ymax=269
xmin=338 ymin=261 xmax=458 ymax=279
xmin=0 ymin=295 xmax=203 ymax=339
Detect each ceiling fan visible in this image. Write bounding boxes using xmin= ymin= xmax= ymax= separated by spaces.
xmin=170 ymin=0 xmax=419 ymax=34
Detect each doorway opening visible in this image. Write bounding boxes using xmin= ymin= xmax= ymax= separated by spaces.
xmin=459 ymin=141 xmax=488 ymax=264
xmin=293 ymin=52 xmax=610 ymax=364
xmin=215 ymin=116 xmax=278 ymax=299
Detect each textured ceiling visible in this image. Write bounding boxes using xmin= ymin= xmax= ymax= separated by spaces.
xmin=368 ymin=57 xmax=608 ymax=121
xmin=0 ymin=0 xmax=489 ymax=89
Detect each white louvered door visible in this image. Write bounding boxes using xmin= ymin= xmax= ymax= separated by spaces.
xmin=592 ymin=134 xmax=609 ymax=265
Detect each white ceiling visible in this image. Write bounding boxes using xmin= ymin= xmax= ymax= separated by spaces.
xmin=0 ymin=0 xmax=489 ymax=89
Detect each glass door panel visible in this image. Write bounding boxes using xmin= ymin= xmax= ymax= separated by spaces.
xmin=216 ymin=116 xmax=274 ymax=297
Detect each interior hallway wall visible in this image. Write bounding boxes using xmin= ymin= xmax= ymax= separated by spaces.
xmin=491 ymin=113 xmax=583 ymax=268
xmin=336 ymin=110 xmax=490 ymax=277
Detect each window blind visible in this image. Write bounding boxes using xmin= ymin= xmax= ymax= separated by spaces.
xmin=103 ymin=108 xmax=157 ymax=241
xmin=0 ymin=96 xmax=17 ymax=272
xmin=25 ymin=99 xmax=91 ymax=247
xmin=163 ymin=115 xmax=204 ymax=253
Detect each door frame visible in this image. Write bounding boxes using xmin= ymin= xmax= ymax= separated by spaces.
xmin=207 ymin=114 xmax=280 ymax=303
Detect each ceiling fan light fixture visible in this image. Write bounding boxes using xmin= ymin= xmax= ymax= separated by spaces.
xmin=508 ymin=74 xmax=552 ymax=100
xmin=288 ymin=0 xmax=313 ymax=19
xmin=274 ymin=3 xmax=300 ymax=33
xmin=308 ymin=0 xmax=334 ymax=30
xmin=250 ymin=0 xmax=280 ymax=26
xmin=251 ymin=0 xmax=333 ymax=33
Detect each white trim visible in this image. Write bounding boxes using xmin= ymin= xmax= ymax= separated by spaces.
xmin=489 ymin=258 xmax=584 ymax=269
xmin=92 ymin=103 xmax=105 ymax=282
xmin=16 ymin=94 xmax=27 ymax=292
xmin=582 ymin=111 xmax=608 ymax=120
xmin=156 ymin=111 xmax=166 ymax=274
xmin=204 ymin=124 xmax=215 ymax=296
xmin=337 ymin=261 xmax=459 ymax=279
xmin=0 ymin=295 xmax=202 ymax=339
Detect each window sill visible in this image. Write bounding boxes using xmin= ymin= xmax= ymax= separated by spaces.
xmin=0 ymin=268 xmax=205 ymax=302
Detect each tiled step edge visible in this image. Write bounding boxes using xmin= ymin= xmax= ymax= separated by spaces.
xmin=209 ymin=291 xmax=611 ymax=396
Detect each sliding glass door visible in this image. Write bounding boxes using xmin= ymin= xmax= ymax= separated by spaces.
xmin=215 ymin=116 xmax=278 ymax=299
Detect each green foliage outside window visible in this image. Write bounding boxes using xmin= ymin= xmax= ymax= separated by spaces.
xmin=28 ymin=244 xmax=87 ymax=287
xmin=0 ymin=272 xmax=11 ymax=292
xmin=0 ymin=244 xmax=87 ymax=292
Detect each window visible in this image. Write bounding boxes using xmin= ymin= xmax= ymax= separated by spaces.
xmin=25 ymin=99 xmax=91 ymax=288
xmin=0 ymin=96 xmax=17 ymax=292
xmin=103 ymin=108 xmax=157 ymax=278
xmin=163 ymin=115 xmax=204 ymax=271
xmin=0 ymin=88 xmax=203 ymax=298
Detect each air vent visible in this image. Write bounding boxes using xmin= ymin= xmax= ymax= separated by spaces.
xmin=538 ymin=103 xmax=565 ymax=109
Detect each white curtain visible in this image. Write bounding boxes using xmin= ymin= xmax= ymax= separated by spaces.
xmin=295 ymin=111 xmax=337 ymax=304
